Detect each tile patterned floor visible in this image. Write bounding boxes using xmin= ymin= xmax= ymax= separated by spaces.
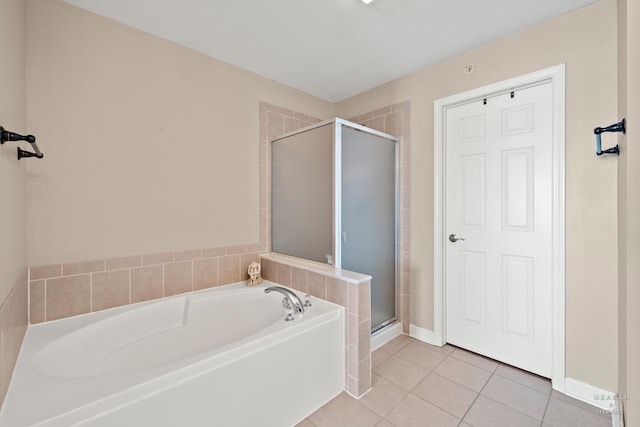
xmin=297 ymin=336 xmax=611 ymax=427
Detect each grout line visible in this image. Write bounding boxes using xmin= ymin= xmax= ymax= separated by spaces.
xmin=89 ymin=273 xmax=93 ymax=312
xmin=162 ymin=264 xmax=165 ymax=297
xmin=540 ymin=392 xmax=552 ymax=427
xmin=43 ymin=279 xmax=47 ymax=322
xmin=27 ymin=269 xmax=31 ymax=325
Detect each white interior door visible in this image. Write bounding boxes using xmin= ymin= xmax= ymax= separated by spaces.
xmin=445 ymin=82 xmax=553 ymax=377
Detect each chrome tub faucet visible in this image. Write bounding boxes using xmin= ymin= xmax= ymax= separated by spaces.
xmin=264 ymin=286 xmax=305 ymax=321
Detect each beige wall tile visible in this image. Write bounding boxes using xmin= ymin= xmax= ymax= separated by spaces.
xmin=30 ymin=264 xmax=62 ymax=280
xmin=392 ymin=101 xmax=410 ymax=113
xmin=373 ymin=106 xmax=392 ymax=117
xmin=348 ymin=282 xmax=359 ymax=315
xmin=174 ymin=249 xmax=202 ymax=262
xmin=4 ymin=276 xmax=28 ymax=393
xmin=142 ymin=252 xmax=173 ymax=266
xmin=363 ymin=117 xmax=385 ymax=133
xmin=348 ymin=344 xmax=359 ymax=388
xmin=92 ymin=270 xmax=130 ymax=311
xmin=131 ymin=265 xmax=163 ymax=303
xmin=327 ymin=278 xmax=348 ymax=308
xmin=164 ymin=261 xmax=193 ymax=296
xmin=359 ymin=280 xmax=371 ymax=320
xmin=308 ymin=271 xmax=326 ymax=299
xmin=193 ymin=258 xmax=218 ymax=290
xmin=202 ymin=247 xmax=226 ymax=258
xmin=267 ymin=111 xmax=285 ymax=139
xmin=106 ymin=256 xmax=141 ymax=271
xmin=276 ymin=263 xmax=291 ymax=286
xmin=226 ymin=245 xmax=248 ymax=255
xmin=359 ymin=317 xmax=371 ymax=358
xmin=348 ymin=313 xmax=359 ymax=347
xmin=291 ymin=267 xmax=308 ymax=293
xmin=218 ymin=255 xmax=240 ymax=285
xmin=384 ymin=111 xmax=403 ymax=136
xmin=62 ymin=260 xmax=105 ymax=276
xmin=29 ymin=280 xmax=45 ymax=324
xmin=284 ymin=116 xmax=300 ymax=133
xmin=261 ymin=258 xmax=276 ymax=281
xmin=46 ymin=275 xmax=91 ymax=321
xmin=247 ymin=243 xmax=265 ymax=253
xmin=358 ymin=358 xmax=372 ymax=396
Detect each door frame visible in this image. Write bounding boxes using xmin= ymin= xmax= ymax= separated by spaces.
xmin=433 ymin=64 xmax=566 ymax=391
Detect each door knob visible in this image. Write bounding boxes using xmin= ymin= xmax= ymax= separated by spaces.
xmin=449 ymin=234 xmax=466 ymax=242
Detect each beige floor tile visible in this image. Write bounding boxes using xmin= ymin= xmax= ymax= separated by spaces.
xmin=433 ymin=357 xmax=492 ymax=392
xmin=379 ymin=335 xmax=413 ymax=354
xmin=494 ymin=364 xmax=552 ymax=394
xmin=385 ymin=394 xmax=460 ymax=427
xmin=450 ymin=348 xmax=500 ymax=372
xmin=295 ymin=419 xmax=316 ymax=427
xmin=543 ymin=397 xmax=611 ymax=427
xmin=308 ymin=393 xmax=380 ymax=427
xmin=395 ymin=342 xmax=447 ymax=371
xmin=412 ymin=373 xmax=478 ymax=419
xmin=464 ymin=395 xmax=540 ymax=427
xmin=359 ymin=374 xmax=409 ymax=417
xmin=431 ymin=343 xmax=456 ymax=355
xmin=372 ymin=348 xmax=392 ymax=368
xmin=373 ymin=356 xmax=428 ymax=391
xmin=481 ymin=374 xmax=549 ymax=420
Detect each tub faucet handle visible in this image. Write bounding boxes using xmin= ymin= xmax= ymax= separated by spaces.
xmin=304 ymin=294 xmax=312 ymax=308
xmin=285 ymin=308 xmax=295 ymax=322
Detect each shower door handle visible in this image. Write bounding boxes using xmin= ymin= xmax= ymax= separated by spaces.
xmin=448 ymin=234 xmax=466 ymax=243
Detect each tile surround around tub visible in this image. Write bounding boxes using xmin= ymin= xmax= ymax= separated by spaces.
xmin=0 ymin=270 xmax=29 ymax=408
xmin=28 ymin=248 xmax=264 ymax=324
xmin=261 ymin=253 xmax=372 ymax=398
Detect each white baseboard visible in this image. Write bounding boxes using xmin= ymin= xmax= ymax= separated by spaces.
xmin=370 ymin=322 xmax=401 ymax=351
xmin=409 ymin=324 xmax=436 ymax=345
xmin=564 ymin=377 xmax=618 ymax=411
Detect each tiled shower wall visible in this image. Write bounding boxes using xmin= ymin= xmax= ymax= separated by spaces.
xmin=0 ymin=271 xmax=28 ymax=406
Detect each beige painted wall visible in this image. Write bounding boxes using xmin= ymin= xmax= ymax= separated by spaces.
xmin=618 ymin=0 xmax=640 ymax=423
xmin=25 ymin=0 xmax=334 ymax=266
xmin=337 ymin=0 xmax=619 ymax=391
xmin=0 ymin=0 xmax=27 ymax=303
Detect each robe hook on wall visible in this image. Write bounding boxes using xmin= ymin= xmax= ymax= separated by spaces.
xmin=0 ymin=126 xmax=44 ymax=159
xmin=594 ymin=118 xmax=625 ymax=156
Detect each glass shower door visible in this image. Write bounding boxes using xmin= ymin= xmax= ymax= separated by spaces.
xmin=271 ymin=123 xmax=334 ymax=264
xmin=340 ymin=125 xmax=397 ymax=332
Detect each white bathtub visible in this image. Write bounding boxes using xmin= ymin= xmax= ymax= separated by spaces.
xmin=1 ymin=282 xmax=344 ymax=426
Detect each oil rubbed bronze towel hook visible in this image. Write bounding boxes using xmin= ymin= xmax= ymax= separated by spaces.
xmin=0 ymin=126 xmax=44 ymax=159
xmin=594 ymin=119 xmax=625 ymax=156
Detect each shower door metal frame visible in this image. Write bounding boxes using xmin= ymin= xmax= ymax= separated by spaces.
xmin=271 ymin=118 xmax=400 ymax=332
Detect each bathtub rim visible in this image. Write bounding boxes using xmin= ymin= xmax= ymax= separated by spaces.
xmin=3 ymin=281 xmax=345 ymax=426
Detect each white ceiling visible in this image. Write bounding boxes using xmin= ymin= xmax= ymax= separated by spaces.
xmin=63 ymin=0 xmax=597 ymax=102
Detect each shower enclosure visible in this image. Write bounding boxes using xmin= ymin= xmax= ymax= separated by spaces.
xmin=271 ymin=118 xmax=398 ymax=332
